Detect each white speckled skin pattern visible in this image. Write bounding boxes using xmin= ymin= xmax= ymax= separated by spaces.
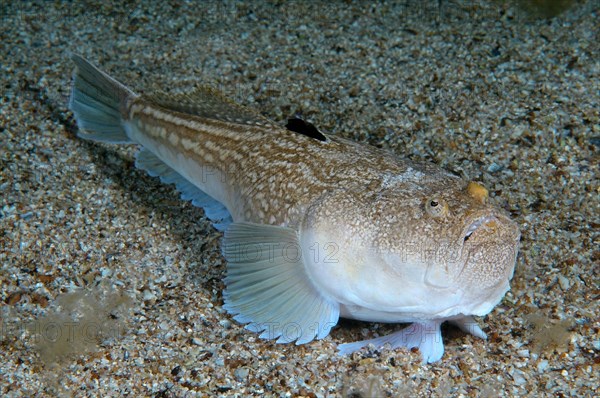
xmin=69 ymin=55 xmax=520 ymax=363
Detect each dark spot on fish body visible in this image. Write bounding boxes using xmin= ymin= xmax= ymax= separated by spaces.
xmin=285 ymin=117 xmax=327 ymax=142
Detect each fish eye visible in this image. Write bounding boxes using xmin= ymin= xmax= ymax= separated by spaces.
xmin=425 ymin=197 xmax=448 ymax=218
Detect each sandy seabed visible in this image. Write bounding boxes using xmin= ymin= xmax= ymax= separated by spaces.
xmin=1 ymin=1 xmax=598 ymax=397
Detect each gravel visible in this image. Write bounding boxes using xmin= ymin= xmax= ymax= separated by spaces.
xmin=1 ymin=1 xmax=598 ymax=396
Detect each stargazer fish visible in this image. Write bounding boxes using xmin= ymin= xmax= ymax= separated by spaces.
xmin=69 ymin=55 xmax=520 ymax=363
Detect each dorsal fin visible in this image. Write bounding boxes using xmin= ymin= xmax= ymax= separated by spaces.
xmin=285 ymin=117 xmax=327 ymax=141
xmin=144 ymin=86 xmax=278 ymax=128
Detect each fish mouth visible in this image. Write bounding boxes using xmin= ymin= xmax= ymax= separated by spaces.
xmin=462 ymin=215 xmax=499 ymax=243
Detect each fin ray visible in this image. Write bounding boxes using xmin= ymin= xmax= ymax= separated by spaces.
xmin=135 ymin=149 xmax=232 ymax=230
xmin=337 ymin=320 xmax=444 ymax=364
xmin=69 ymin=54 xmax=135 ymax=143
xmin=145 ymin=87 xmax=278 ymax=128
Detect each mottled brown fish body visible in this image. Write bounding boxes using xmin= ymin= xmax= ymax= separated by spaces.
xmin=124 ymin=96 xmax=455 ymax=229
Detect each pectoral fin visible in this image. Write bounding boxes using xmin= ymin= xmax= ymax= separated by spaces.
xmin=222 ymin=222 xmax=340 ymax=344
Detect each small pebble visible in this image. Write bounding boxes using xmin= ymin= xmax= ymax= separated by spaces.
xmin=219 ymin=319 xmax=232 ymax=329
xmin=517 ymin=349 xmax=530 ymax=358
xmin=557 ymin=274 xmax=571 ymax=290
xmin=512 ymin=370 xmax=527 ymax=386
xmin=142 ymin=290 xmax=156 ymax=301
xmin=234 ymin=367 xmax=250 ymax=382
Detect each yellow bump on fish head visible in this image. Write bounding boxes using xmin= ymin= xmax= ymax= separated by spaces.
xmin=467 ymin=181 xmax=488 ymax=204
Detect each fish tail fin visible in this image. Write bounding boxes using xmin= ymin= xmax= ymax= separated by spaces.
xmin=69 ymin=54 xmax=136 ymax=143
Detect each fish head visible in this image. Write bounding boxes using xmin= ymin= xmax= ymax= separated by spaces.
xmin=302 ymin=170 xmax=520 ymax=321
xmin=409 ymin=179 xmax=521 ymax=316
